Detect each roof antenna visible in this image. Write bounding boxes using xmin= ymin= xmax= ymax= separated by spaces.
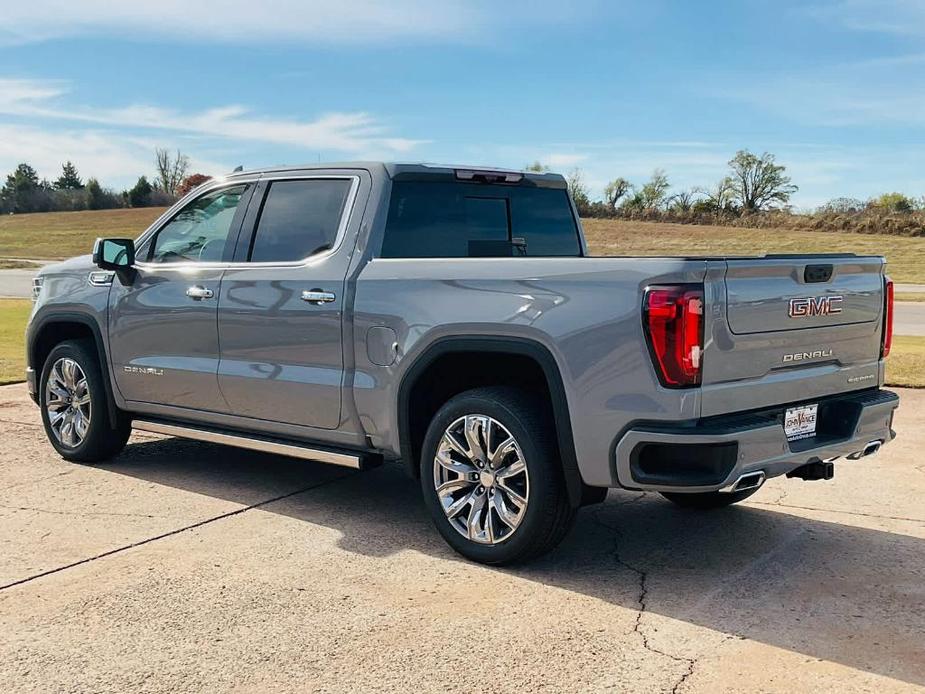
xmin=232 ymin=165 xmax=243 ymax=172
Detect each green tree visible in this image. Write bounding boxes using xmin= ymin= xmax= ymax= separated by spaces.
xmin=603 ymin=177 xmax=631 ymax=212
xmin=693 ymin=178 xmax=735 ymax=213
xmin=55 ymin=161 xmax=83 ymax=189
xmin=727 ymin=150 xmax=797 ymax=214
xmin=524 ymin=161 xmax=549 ymax=173
xmin=1 ymin=163 xmax=41 ymax=213
xmin=86 ymin=178 xmax=105 ymax=210
xmin=872 ymin=192 xmax=914 ymax=213
xmin=639 ymin=169 xmax=670 ymax=209
xmin=128 ymin=175 xmax=153 ymax=207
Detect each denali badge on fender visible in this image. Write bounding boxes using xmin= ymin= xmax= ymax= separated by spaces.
xmin=783 ymin=349 xmax=834 ymax=363
xmin=788 ymin=295 xmax=843 ymax=317
xmin=123 ymin=366 xmax=165 ymax=376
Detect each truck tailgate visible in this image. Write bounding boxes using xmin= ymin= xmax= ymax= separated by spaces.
xmin=725 ymin=256 xmax=883 ymax=334
xmin=701 ymin=255 xmax=887 ymax=417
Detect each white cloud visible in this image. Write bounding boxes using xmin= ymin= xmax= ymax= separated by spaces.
xmin=0 ymin=124 xmax=231 ymax=187
xmin=0 ymin=77 xmax=424 ymax=154
xmin=542 ymin=153 xmax=588 ymax=168
xmin=0 ymin=0 xmax=588 ymax=46
xmin=806 ymin=0 xmax=925 ymax=36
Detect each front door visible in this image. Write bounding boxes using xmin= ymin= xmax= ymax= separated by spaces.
xmin=217 ymin=174 xmax=362 ymax=429
xmin=109 ymin=182 xmax=254 ymax=410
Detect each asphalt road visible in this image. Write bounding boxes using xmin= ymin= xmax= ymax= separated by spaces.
xmin=0 ymin=267 xmax=43 ymax=298
xmin=894 ymin=301 xmax=925 ymax=336
xmin=0 ymin=383 xmax=922 ymax=693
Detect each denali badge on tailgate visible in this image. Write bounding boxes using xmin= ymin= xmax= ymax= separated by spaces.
xmin=788 ymin=295 xmax=843 ymax=318
xmin=783 ymin=349 xmax=833 ymax=363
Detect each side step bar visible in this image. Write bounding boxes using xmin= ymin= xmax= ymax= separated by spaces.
xmin=132 ymin=419 xmax=366 ymax=469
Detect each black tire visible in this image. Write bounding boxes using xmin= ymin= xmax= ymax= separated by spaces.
xmin=39 ymin=339 xmax=131 ymax=463
xmin=420 ymin=386 xmax=576 ymax=565
xmin=660 ymin=486 xmax=760 ymax=509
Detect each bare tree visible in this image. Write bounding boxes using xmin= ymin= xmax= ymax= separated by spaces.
xmin=524 ymin=161 xmax=549 ymax=173
xmin=668 ymin=188 xmax=699 ymax=212
xmin=565 ymin=168 xmax=591 ymax=213
xmin=154 ymin=148 xmax=190 ymax=197
xmin=727 ymin=150 xmax=797 ymax=214
xmin=603 ymin=177 xmax=631 ymax=212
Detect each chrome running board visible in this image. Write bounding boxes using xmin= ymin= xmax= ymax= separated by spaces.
xmin=132 ymin=419 xmax=364 ymax=469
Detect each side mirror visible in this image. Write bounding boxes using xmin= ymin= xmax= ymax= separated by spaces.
xmin=92 ymin=238 xmax=135 ymax=270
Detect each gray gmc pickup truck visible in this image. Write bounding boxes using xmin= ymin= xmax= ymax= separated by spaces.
xmin=26 ymin=163 xmax=899 ymax=564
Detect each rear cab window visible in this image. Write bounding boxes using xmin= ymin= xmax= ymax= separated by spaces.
xmin=381 ymin=176 xmax=582 ymax=258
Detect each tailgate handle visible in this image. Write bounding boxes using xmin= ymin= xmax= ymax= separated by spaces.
xmin=805 ymin=264 xmax=833 ymax=283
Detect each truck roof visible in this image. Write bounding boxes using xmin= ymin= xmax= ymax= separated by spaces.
xmin=224 ymin=161 xmax=567 ymax=186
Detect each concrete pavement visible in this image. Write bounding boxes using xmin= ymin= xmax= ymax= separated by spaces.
xmin=0 ymin=382 xmax=922 ymax=693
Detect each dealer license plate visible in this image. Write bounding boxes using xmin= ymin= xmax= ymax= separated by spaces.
xmin=784 ymin=404 xmax=818 ymax=441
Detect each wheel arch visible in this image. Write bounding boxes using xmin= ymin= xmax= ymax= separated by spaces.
xmin=396 ymin=335 xmax=589 ymax=507
xmin=28 ymin=311 xmax=120 ymax=428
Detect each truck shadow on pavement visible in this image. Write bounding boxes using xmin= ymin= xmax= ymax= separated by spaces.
xmin=108 ymin=435 xmax=924 ymax=687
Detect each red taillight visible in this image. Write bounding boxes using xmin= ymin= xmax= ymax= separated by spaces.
xmin=882 ymin=277 xmax=894 ymax=358
xmin=644 ymin=285 xmax=704 ymax=388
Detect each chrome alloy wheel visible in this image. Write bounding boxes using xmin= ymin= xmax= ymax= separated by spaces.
xmin=433 ymin=414 xmax=530 ymax=545
xmin=45 ymin=357 xmax=91 ymax=448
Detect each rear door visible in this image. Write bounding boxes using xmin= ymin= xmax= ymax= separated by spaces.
xmin=216 ymin=173 xmax=363 ymax=429
xmin=109 ymin=182 xmax=255 ymax=410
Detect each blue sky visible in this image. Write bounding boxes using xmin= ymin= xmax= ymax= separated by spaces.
xmin=1 ymin=0 xmax=923 ymax=209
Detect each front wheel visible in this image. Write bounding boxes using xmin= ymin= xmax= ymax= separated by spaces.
xmin=39 ymin=339 xmax=131 ymax=463
xmin=420 ymin=387 xmax=576 ymax=565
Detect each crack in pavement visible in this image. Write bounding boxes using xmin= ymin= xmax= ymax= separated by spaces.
xmin=751 ymin=500 xmax=925 ymax=524
xmin=0 ymin=470 xmax=73 ymax=492
xmin=0 ymin=503 xmax=163 ymax=520
xmin=592 ymin=509 xmax=701 ymax=694
xmin=0 ymin=471 xmax=356 ymax=592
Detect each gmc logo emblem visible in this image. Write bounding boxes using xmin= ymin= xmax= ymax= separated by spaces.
xmin=788 ymin=295 xmax=844 ymax=318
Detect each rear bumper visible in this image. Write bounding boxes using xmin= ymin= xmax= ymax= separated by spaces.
xmin=613 ymin=388 xmax=899 ymax=493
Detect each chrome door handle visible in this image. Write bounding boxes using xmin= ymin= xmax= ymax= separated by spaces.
xmin=186 ymin=286 xmax=214 ymax=300
xmin=301 ymin=289 xmax=336 ymax=304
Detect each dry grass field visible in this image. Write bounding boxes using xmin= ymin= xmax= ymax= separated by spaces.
xmin=583 ymin=219 xmax=925 ymax=283
xmin=1 ymin=211 xmax=921 ymax=283
xmin=0 ymin=207 xmax=167 ymax=259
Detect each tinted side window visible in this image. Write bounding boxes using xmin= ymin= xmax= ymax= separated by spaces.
xmin=381 ymin=181 xmax=581 ymax=258
xmin=148 ymin=184 xmax=250 ymax=263
xmin=248 ymin=179 xmax=351 ymax=263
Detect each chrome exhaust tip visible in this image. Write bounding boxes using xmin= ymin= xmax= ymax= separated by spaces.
xmin=721 ymin=471 xmax=766 ymax=493
xmin=847 ymin=440 xmax=883 ymax=460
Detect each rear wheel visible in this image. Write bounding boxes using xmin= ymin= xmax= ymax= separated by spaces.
xmin=39 ymin=340 xmax=131 ymax=463
xmin=420 ymin=387 xmax=576 ymax=565
xmin=660 ymin=487 xmax=760 ymax=509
